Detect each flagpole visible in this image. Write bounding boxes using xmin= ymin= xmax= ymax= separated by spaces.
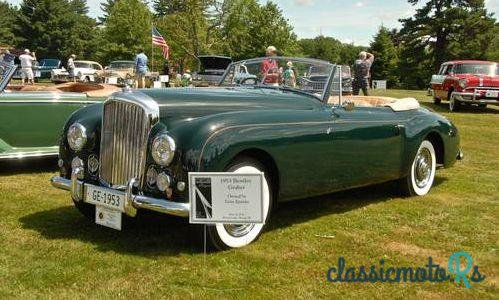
xmin=151 ymin=23 xmax=154 ymax=73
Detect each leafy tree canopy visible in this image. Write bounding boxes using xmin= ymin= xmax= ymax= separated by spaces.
xmin=0 ymin=1 xmax=17 ymax=47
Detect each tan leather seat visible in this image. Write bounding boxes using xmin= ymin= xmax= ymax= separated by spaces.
xmin=329 ymin=95 xmax=420 ymax=111
xmin=18 ymin=82 xmax=120 ymax=97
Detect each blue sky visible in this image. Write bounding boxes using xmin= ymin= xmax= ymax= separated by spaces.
xmin=6 ymin=0 xmax=499 ymax=46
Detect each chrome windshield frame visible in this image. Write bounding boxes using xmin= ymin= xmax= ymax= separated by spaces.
xmin=0 ymin=61 xmax=17 ymax=92
xmin=219 ymin=56 xmax=337 ymax=103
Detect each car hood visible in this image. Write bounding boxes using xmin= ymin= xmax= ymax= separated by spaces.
xmin=198 ymin=56 xmax=232 ymax=71
xmin=137 ymin=87 xmax=320 ymax=127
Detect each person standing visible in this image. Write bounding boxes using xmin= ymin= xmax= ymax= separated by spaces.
xmin=260 ymin=46 xmax=280 ymax=85
xmin=283 ymin=61 xmax=296 ymax=87
xmin=1 ymin=49 xmax=15 ymax=64
xmin=134 ymin=48 xmax=148 ymax=88
xmin=19 ymin=49 xmax=36 ymax=85
xmin=181 ymin=69 xmax=192 ymax=87
xmin=352 ymin=51 xmax=374 ymax=96
xmin=67 ymin=54 xmax=76 ymax=82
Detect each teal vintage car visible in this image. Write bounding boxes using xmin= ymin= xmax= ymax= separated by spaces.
xmin=50 ymin=57 xmax=462 ymax=250
xmin=0 ymin=61 xmax=119 ymax=160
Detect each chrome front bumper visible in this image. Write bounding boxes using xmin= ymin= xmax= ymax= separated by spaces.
xmin=50 ymin=168 xmax=190 ymax=218
xmin=452 ymin=91 xmax=499 ymax=104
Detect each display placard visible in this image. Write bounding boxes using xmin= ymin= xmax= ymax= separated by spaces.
xmin=188 ymin=172 xmax=264 ymax=224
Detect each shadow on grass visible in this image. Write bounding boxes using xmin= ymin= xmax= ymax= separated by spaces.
xmin=270 ymin=176 xmax=447 ymax=230
xmin=20 ymin=176 xmax=447 ymax=255
xmin=0 ymin=157 xmax=58 ymax=175
xmin=20 ymin=207 xmax=203 ymax=256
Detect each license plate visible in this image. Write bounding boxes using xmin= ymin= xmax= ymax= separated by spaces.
xmin=85 ymin=185 xmax=125 ymax=212
xmin=95 ymin=205 xmax=122 ymax=230
xmin=485 ymin=90 xmax=499 ymax=98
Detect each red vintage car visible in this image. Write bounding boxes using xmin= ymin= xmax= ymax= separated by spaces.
xmin=430 ymin=60 xmax=499 ymax=111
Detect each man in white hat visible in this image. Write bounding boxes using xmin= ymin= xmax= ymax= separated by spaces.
xmin=68 ymin=54 xmax=76 ymax=82
xmin=19 ymin=49 xmax=37 ymax=85
xmin=261 ymin=45 xmax=280 ymax=85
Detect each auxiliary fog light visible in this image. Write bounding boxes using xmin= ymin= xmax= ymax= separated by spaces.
xmin=157 ymin=172 xmax=171 ymax=192
xmin=67 ymin=123 xmax=87 ymax=151
xmin=177 ymin=181 xmax=186 ymax=192
xmin=88 ymin=155 xmax=99 ymax=174
xmin=146 ymin=166 xmax=158 ymax=187
xmin=71 ymin=157 xmax=84 ymax=179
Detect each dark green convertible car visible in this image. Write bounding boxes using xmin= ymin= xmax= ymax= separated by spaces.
xmin=50 ymin=57 xmax=462 ymax=249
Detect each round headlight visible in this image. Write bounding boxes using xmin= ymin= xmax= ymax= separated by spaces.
xmin=151 ymin=134 xmax=176 ymax=166
xmin=88 ymin=155 xmax=99 ymax=174
xmin=67 ymin=123 xmax=87 ymax=151
xmin=459 ymin=79 xmax=467 ymax=89
xmin=157 ymin=172 xmax=171 ymax=192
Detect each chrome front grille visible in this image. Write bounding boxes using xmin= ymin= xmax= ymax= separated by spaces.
xmin=99 ymin=98 xmax=153 ymax=187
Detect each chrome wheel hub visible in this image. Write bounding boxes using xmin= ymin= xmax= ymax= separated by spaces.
xmin=415 ymin=148 xmax=432 ymax=188
xmin=224 ymin=223 xmax=255 ymax=237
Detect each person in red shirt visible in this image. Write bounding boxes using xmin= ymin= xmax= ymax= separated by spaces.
xmin=261 ymin=46 xmax=280 ymax=85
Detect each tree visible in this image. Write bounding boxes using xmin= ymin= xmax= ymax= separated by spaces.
xmin=398 ymin=0 xmax=496 ymax=88
xmin=369 ymin=26 xmax=399 ymax=88
xmin=299 ymin=36 xmax=342 ymax=63
xmin=98 ymin=0 xmax=115 ymax=24
xmin=14 ymin=0 xmax=96 ymax=59
xmin=299 ymin=36 xmax=364 ymax=67
xmin=0 ymin=1 xmax=17 ymax=47
xmin=95 ymin=0 xmax=152 ymax=64
xmin=219 ymin=0 xmax=298 ymax=60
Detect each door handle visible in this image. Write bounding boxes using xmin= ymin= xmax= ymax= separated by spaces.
xmin=394 ymin=124 xmax=404 ymax=135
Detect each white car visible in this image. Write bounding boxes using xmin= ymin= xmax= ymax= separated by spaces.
xmin=51 ymin=60 xmax=103 ymax=83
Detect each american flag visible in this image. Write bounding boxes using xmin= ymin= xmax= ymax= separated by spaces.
xmin=152 ymin=27 xmax=169 ymax=59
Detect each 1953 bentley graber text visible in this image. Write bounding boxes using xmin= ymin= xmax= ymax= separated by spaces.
xmin=51 ymin=57 xmax=462 ymax=249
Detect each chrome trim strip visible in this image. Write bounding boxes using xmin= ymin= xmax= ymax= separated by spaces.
xmin=50 ymin=176 xmax=190 ymax=218
xmin=0 ymin=152 xmax=58 ymax=160
xmin=0 ymin=100 xmax=100 ymax=104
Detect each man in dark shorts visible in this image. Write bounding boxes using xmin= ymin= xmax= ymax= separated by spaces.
xmin=353 ymin=51 xmax=374 ymax=95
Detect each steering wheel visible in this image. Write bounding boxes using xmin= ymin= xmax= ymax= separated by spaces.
xmin=239 ymin=77 xmax=257 ymax=85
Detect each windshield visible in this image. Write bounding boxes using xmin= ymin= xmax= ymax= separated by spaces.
xmin=39 ymin=59 xmax=59 ymax=67
xmin=74 ymin=62 xmax=92 ymax=69
xmin=109 ymin=61 xmax=134 ymax=69
xmin=220 ymin=57 xmax=335 ymax=100
xmin=455 ymin=63 xmax=498 ymax=76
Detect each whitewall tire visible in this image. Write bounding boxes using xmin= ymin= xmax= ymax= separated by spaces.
xmin=402 ymin=140 xmax=436 ymax=196
xmin=208 ymin=157 xmax=272 ymax=250
xmin=449 ymin=93 xmax=461 ymax=112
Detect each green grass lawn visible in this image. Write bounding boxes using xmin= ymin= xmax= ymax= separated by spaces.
xmin=0 ymin=89 xmax=497 ymax=299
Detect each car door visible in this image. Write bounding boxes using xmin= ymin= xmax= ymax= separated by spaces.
xmin=0 ymin=92 xmax=91 ymax=149
xmin=328 ymin=105 xmax=405 ymax=189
